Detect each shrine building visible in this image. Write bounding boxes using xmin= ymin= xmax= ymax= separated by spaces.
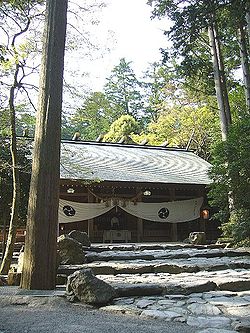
xmin=59 ymin=140 xmax=216 ymax=243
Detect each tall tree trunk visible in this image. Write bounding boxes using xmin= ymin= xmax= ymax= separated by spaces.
xmin=0 ymin=84 xmax=20 ymax=274
xmin=238 ymin=22 xmax=250 ymax=112
xmin=246 ymin=6 xmax=250 ymax=45
xmin=208 ymin=22 xmax=232 ymax=140
xmin=21 ymin=0 xmax=68 ymax=290
xmin=213 ymin=22 xmax=232 ymax=126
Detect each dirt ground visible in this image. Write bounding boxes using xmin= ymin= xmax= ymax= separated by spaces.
xmin=0 ymin=294 xmax=199 ymax=333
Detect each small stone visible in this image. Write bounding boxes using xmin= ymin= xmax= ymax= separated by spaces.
xmin=209 ymin=297 xmax=250 ymax=307
xmin=176 ymin=300 xmax=186 ymax=306
xmin=140 ymin=309 xmax=181 ymax=320
xmin=197 ymin=329 xmax=237 ymax=333
xmin=100 ymin=304 xmax=141 ymax=316
xmin=225 ymin=306 xmax=250 ymax=318
xmin=203 ymin=291 xmax=237 ymax=299
xmin=187 ymin=316 xmax=231 ymax=328
xmin=158 ymin=299 xmax=175 ymax=305
xmin=167 ymin=294 xmax=187 ymax=300
xmin=113 ymin=297 xmax=135 ymax=305
xmin=187 ymin=303 xmax=221 ymax=316
xmin=163 ymin=310 xmax=183 ymax=320
xmin=187 ymin=298 xmax=206 ymax=304
xmin=140 ymin=309 xmax=170 ymax=319
xmin=136 ymin=299 xmax=155 ymax=309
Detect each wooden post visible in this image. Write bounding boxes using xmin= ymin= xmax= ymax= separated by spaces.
xmin=137 ymin=218 xmax=143 ymax=242
xmin=199 ymin=187 xmax=206 ymax=234
xmin=87 ymin=190 xmax=94 ymax=242
xmin=137 ymin=192 xmax=143 ymax=242
xmin=170 ymin=188 xmax=178 ymax=242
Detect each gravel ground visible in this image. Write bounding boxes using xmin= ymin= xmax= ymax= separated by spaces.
xmin=0 ymin=295 xmax=199 ymax=333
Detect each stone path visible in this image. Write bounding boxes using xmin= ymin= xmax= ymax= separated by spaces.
xmin=58 ymin=243 xmax=250 ymax=332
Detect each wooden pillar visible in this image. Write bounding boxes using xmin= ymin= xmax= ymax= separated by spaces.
xmin=170 ymin=188 xmax=178 ymax=242
xmin=198 ymin=186 xmax=206 ymax=234
xmin=136 ymin=192 xmax=143 ymax=242
xmin=137 ymin=218 xmax=143 ymax=242
xmin=200 ymin=219 xmax=206 ymax=232
xmin=87 ymin=190 xmax=94 ymax=242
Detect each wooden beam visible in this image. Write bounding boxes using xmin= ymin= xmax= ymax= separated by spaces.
xmin=87 ymin=190 xmax=94 ymax=241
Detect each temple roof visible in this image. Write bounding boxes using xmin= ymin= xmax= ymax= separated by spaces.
xmin=60 ymin=141 xmax=211 ymax=185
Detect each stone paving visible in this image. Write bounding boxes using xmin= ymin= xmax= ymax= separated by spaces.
xmin=59 ymin=243 xmax=250 ymax=333
xmin=2 ymin=243 xmax=250 ymax=332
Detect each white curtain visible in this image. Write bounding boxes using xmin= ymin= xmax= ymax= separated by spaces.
xmin=120 ymin=197 xmax=203 ymax=223
xmin=59 ymin=197 xmax=203 ymax=224
xmin=59 ymin=199 xmax=113 ymax=223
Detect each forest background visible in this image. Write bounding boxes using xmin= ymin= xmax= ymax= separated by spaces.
xmin=1 ymin=0 xmax=250 ymax=267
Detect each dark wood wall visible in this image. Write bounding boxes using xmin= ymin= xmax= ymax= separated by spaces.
xmin=59 ymin=180 xmax=216 ymax=243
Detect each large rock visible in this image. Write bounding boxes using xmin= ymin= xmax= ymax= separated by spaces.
xmin=66 ymin=268 xmax=116 ymax=305
xmin=0 ymin=276 xmax=7 ymax=286
xmin=57 ymin=234 xmax=85 ymax=264
xmin=189 ymin=232 xmax=206 ymax=245
xmin=68 ymin=230 xmax=91 ymax=247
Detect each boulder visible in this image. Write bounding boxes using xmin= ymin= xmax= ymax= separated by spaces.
xmin=57 ymin=234 xmax=85 ymax=264
xmin=66 ymin=268 xmax=116 ymax=305
xmin=189 ymin=232 xmax=206 ymax=245
xmin=68 ymin=230 xmax=91 ymax=247
xmin=0 ymin=276 xmax=7 ymax=286
xmin=7 ymin=268 xmax=21 ymax=286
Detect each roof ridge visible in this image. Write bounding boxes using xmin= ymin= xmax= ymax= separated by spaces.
xmin=5 ymin=136 xmax=192 ymax=152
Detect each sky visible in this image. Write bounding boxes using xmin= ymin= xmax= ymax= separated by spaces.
xmin=83 ymin=0 xmax=171 ymax=91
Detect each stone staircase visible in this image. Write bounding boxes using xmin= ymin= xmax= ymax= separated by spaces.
xmin=57 ymin=243 xmax=250 ymax=332
xmin=58 ymin=243 xmax=250 ymax=295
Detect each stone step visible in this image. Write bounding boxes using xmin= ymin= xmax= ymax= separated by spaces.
xmin=85 ymin=248 xmax=250 ymax=263
xmin=58 ymin=258 xmax=250 ymax=276
xmin=98 ymin=269 xmax=250 ymax=295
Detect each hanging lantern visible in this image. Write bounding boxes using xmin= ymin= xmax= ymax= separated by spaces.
xmin=201 ymin=208 xmax=209 ymax=220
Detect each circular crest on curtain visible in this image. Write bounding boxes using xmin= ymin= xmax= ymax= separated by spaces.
xmin=63 ymin=205 xmax=76 ymax=216
xmin=158 ymin=207 xmax=169 ymax=219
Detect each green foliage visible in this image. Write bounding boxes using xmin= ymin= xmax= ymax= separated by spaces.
xmin=145 ymin=105 xmax=220 ymax=159
xmin=0 ymin=105 xmax=36 ymax=137
xmin=65 ymin=92 xmax=113 ymax=140
xmin=104 ymin=115 xmax=140 ymax=143
xmin=147 ymin=0 xmax=247 ymax=104
xmin=221 ymin=209 xmax=250 ymax=246
xmin=104 ymin=58 xmax=144 ymax=121
xmin=209 ymin=115 xmax=250 ymax=245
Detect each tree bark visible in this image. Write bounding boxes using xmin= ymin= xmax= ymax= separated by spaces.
xmin=238 ymin=22 xmax=250 ymax=113
xmin=21 ymin=0 xmax=68 ymax=290
xmin=246 ymin=6 xmax=250 ymax=46
xmin=208 ymin=22 xmax=231 ymax=140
